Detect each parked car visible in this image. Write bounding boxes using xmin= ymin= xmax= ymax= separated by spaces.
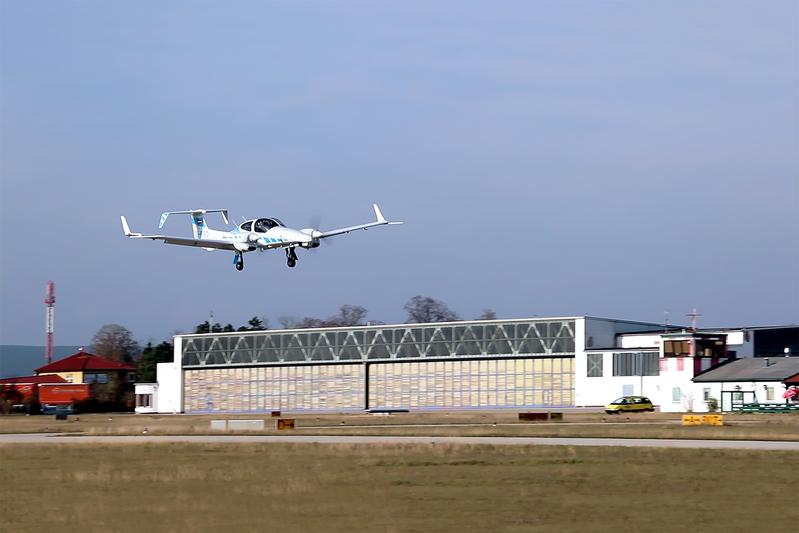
xmin=605 ymin=396 xmax=655 ymax=414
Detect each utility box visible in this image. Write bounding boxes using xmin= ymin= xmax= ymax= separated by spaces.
xmin=277 ymin=418 xmax=295 ymax=430
xmin=682 ymin=415 xmax=702 ymax=426
xmin=702 ymin=414 xmax=724 ymax=426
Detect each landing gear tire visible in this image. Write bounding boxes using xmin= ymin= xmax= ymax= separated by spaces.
xmin=286 ymin=247 xmax=298 ymax=268
xmin=234 ymin=252 xmax=244 ymax=271
xmin=235 ymin=261 xmax=244 ymax=271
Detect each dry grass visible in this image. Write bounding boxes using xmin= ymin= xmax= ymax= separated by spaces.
xmin=0 ymin=442 xmax=797 ymax=532
xmin=2 ymin=411 xmax=799 ymax=441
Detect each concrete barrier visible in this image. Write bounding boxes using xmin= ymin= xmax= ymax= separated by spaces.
xmin=228 ymin=419 xmax=265 ymax=431
xmin=210 ymin=420 xmax=228 ymax=430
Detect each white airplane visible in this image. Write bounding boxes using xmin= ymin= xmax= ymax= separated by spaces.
xmin=120 ymin=203 xmax=402 ymax=271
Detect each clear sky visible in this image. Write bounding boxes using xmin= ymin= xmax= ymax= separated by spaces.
xmin=1 ymin=2 xmax=797 ymax=346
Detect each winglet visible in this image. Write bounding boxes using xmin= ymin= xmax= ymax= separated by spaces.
xmin=120 ymin=216 xmax=142 ymax=237
xmin=373 ymin=203 xmax=403 ymax=225
xmin=373 ymin=203 xmax=387 ymax=223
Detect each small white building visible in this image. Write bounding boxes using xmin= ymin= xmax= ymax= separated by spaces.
xmin=693 ymin=357 xmax=799 ymax=411
xmin=135 ymin=362 xmax=182 ymax=414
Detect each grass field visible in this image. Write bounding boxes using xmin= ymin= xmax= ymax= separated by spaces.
xmin=2 ymin=411 xmax=799 ymax=441
xmin=1 ymin=442 xmax=797 ymax=532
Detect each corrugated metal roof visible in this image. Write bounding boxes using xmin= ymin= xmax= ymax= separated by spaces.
xmin=693 ymin=357 xmax=799 ymax=382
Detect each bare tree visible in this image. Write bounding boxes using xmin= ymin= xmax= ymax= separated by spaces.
xmin=288 ymin=305 xmax=368 ymax=329
xmin=477 ymin=309 xmax=497 ymax=320
xmin=404 ymin=296 xmax=459 ymax=323
xmin=278 ymin=315 xmax=298 ymax=329
xmin=90 ymin=324 xmax=140 ymax=363
xmin=295 ymin=317 xmax=325 ymax=329
xmin=326 ymin=305 xmax=367 ymax=327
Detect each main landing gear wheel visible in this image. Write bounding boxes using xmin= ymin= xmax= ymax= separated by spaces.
xmin=236 ymin=260 xmax=244 ymax=271
xmin=286 ymin=247 xmax=298 ymax=268
xmin=234 ymin=252 xmax=244 ymax=271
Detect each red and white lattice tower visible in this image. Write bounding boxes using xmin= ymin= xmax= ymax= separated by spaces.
xmin=44 ymin=281 xmax=55 ymax=364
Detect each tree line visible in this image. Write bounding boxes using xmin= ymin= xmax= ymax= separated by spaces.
xmin=88 ymin=295 xmax=498 ymax=381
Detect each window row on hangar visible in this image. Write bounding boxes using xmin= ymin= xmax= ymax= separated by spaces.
xmin=181 ymin=319 xmax=577 ymax=367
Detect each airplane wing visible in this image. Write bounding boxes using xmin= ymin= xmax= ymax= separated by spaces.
xmin=120 ymin=216 xmax=237 ymax=251
xmin=317 ymin=204 xmax=403 ymax=239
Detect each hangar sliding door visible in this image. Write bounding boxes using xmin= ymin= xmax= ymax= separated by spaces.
xmin=368 ymin=357 xmax=574 ymax=410
xmin=183 ymin=364 xmax=364 ymax=413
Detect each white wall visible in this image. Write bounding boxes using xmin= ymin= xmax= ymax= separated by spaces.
xmin=577 ymin=353 xmax=725 ymax=412
xmin=578 ymin=351 xmax=667 ymax=408
xmin=577 ymin=319 xmax=667 ymax=408
xmin=155 ymin=362 xmax=182 ymax=413
xmin=619 ymin=334 xmax=661 ymax=349
xmin=134 ymin=383 xmax=158 ymax=414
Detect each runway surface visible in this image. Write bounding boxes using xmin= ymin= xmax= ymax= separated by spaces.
xmin=2 ymin=433 xmax=798 ymax=450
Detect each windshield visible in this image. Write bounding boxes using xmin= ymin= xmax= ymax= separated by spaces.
xmin=611 ymin=397 xmax=629 ymax=404
xmin=254 ymin=218 xmax=282 ymax=232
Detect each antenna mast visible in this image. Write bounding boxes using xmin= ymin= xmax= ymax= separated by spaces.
xmin=686 ymin=308 xmax=701 ymax=332
xmin=44 ymin=281 xmax=55 ymax=364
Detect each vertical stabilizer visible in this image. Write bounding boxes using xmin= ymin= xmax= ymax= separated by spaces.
xmin=190 ymin=212 xmax=207 ymax=239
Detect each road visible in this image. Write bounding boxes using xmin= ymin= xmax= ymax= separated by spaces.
xmin=2 ymin=433 xmax=798 ymax=450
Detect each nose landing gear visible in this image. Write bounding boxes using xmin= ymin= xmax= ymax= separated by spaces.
xmin=286 ymin=247 xmax=298 ymax=268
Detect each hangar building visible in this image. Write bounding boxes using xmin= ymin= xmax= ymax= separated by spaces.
xmin=136 ymin=318 xmax=797 ymax=414
xmin=137 ymin=316 xmax=667 ymax=414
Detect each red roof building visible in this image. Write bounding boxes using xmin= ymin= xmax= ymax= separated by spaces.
xmin=36 ymin=352 xmax=136 ymax=374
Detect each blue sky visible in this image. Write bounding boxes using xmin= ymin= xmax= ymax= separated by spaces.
xmin=1 ymin=2 xmax=797 ymax=346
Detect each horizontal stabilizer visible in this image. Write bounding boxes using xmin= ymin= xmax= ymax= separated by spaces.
xmin=159 ymin=209 xmax=230 ymax=228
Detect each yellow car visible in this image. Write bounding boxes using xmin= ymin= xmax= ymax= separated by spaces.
xmin=605 ymin=396 xmax=655 ymax=414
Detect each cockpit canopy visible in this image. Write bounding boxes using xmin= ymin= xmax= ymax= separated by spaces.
xmin=240 ymin=218 xmax=285 ymax=233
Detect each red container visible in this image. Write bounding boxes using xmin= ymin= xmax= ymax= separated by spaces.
xmin=38 ymin=383 xmax=90 ymax=404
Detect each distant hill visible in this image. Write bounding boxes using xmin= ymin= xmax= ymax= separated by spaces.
xmin=0 ymin=345 xmax=83 ymax=378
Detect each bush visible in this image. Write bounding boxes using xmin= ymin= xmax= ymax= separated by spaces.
xmin=707 ymin=397 xmax=719 ymax=412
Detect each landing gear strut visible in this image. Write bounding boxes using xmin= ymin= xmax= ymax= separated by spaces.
xmin=234 ymin=252 xmax=244 ymax=271
xmin=286 ymin=247 xmax=298 ymax=268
